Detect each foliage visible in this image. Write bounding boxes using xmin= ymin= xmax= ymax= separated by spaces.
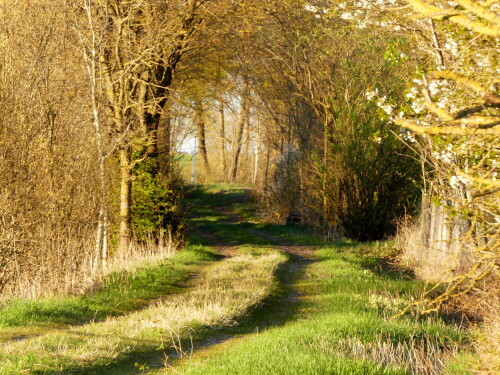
xmin=131 ymin=159 xmax=183 ymax=240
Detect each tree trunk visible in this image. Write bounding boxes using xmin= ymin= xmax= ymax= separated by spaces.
xmin=322 ymin=119 xmax=329 ymax=226
xmin=219 ymin=100 xmax=227 ymax=181
xmin=264 ymin=147 xmax=270 ymax=186
xmin=119 ymin=147 xmax=132 ymax=253
xmin=230 ymin=82 xmax=250 ymax=182
xmin=80 ymin=17 xmax=109 ymax=271
xmin=253 ymin=119 xmax=260 ymax=185
xmin=194 ymin=100 xmax=210 ymax=175
xmin=158 ymin=109 xmax=172 ymax=184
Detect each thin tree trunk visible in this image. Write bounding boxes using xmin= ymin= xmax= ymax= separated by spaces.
xmin=93 ymin=115 xmax=109 ymax=268
xmin=322 ymin=119 xmax=329 ymax=227
xmin=79 ymin=7 xmax=109 ymax=270
xmin=264 ymin=146 xmax=270 ymax=186
xmin=219 ymin=100 xmax=227 ymax=181
xmin=194 ymin=100 xmax=210 ymax=175
xmin=94 ymin=215 xmax=103 ymax=272
xmin=253 ymin=119 xmax=260 ymax=185
xmin=159 ymin=109 xmax=172 ymax=184
xmin=119 ymin=146 xmax=132 ymax=252
xmin=231 ymin=81 xmax=250 ymax=182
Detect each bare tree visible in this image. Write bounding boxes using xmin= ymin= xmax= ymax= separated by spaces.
xmin=75 ymin=0 xmax=110 ymax=270
xmin=0 ymin=0 xmax=101 ymax=296
xmin=218 ymin=98 xmax=228 ymax=179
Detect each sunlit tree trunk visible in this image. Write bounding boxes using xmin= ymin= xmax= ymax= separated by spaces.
xmin=119 ymin=146 xmax=132 ymax=252
xmin=78 ymin=1 xmax=109 ymax=270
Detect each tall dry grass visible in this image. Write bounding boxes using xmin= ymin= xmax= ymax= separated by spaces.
xmin=0 ymin=230 xmax=179 ymax=300
xmin=396 ymin=214 xmax=500 ymax=374
xmin=395 ymin=213 xmax=470 ymax=283
xmin=320 ymin=335 xmax=459 ymax=375
xmin=103 ymin=232 xmax=179 ymax=276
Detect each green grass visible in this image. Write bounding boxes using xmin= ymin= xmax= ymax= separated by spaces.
xmin=185 ymin=184 xmax=253 ymax=210
xmin=184 ymin=185 xmax=273 ymax=246
xmin=169 ymin=242 xmax=467 ymax=375
xmin=0 ymin=246 xmax=219 ymax=330
xmin=0 ymin=184 xmax=289 ymax=374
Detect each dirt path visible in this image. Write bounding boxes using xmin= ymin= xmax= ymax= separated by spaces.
xmin=211 ymin=210 xmax=317 ymax=311
xmin=212 ymin=205 xmax=315 ymax=257
xmin=160 ymin=208 xmax=317 ymax=371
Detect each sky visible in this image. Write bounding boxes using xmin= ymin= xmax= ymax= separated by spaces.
xmin=177 ymin=135 xmax=197 ymax=154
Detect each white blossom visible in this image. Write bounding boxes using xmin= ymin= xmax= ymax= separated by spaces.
xmin=410 ymin=99 xmax=425 ymax=114
xmin=444 ymin=36 xmax=459 ymax=57
xmin=380 ymin=103 xmax=394 ymax=115
xmin=428 ymin=81 xmax=440 ymax=96
xmin=449 ymin=174 xmax=472 ymax=190
xmin=304 ymin=4 xmax=319 ymax=13
xmin=341 ymin=12 xmax=354 ymax=20
xmin=402 ymin=133 xmax=416 ymax=143
xmin=365 ymin=88 xmax=379 ymax=101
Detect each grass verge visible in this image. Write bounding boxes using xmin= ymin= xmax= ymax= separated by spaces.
xmin=0 ymin=245 xmax=218 ymax=336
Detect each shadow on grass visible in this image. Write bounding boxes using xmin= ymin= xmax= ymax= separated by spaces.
xmin=31 ymin=346 xmax=166 ymax=375
xmin=359 ymin=257 xmax=416 ymax=281
xmin=30 ymin=185 xmax=464 ymax=375
xmin=32 ymin=188 xmax=316 ymax=374
xmin=184 ymin=184 xmax=254 ymax=211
